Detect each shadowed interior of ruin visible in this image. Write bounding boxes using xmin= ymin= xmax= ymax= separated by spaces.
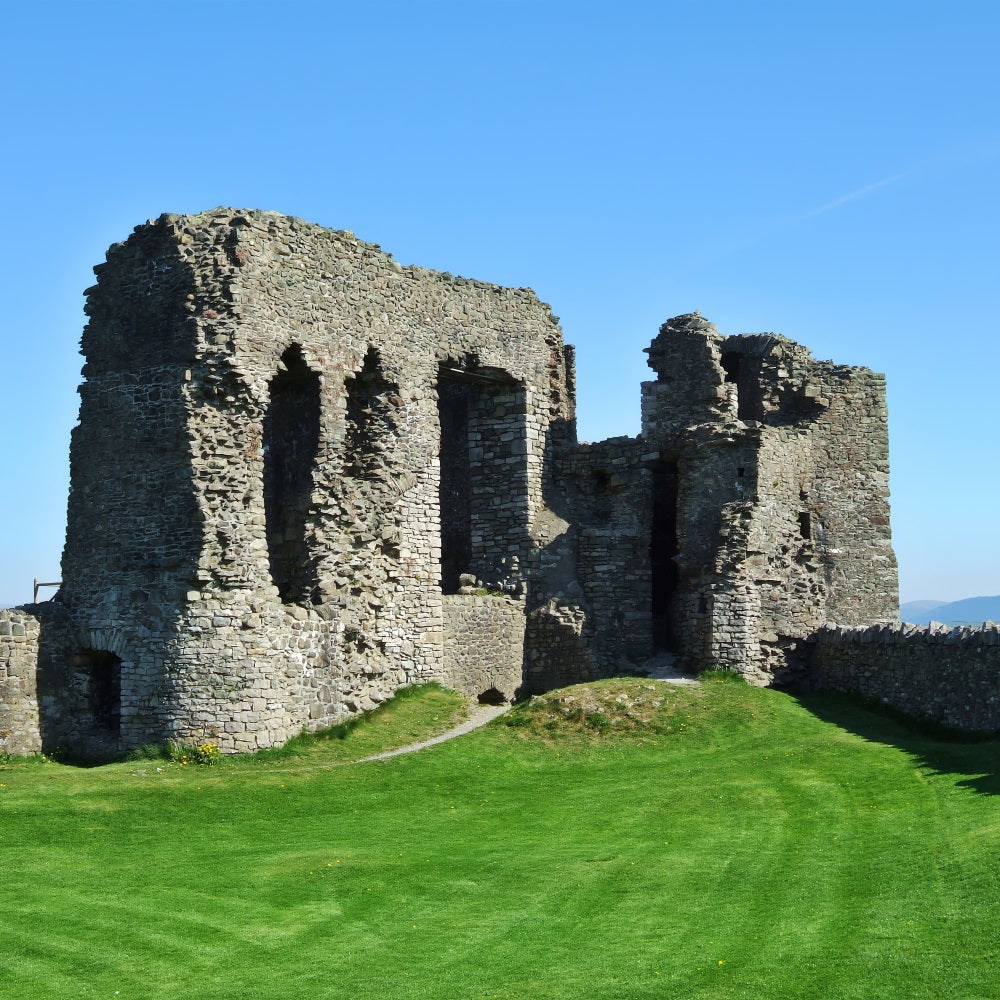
xmin=79 ymin=648 xmax=122 ymax=738
xmin=264 ymin=345 xmax=321 ymax=604
xmin=649 ymin=460 xmax=680 ymax=651
xmin=437 ymin=372 xmax=473 ymax=594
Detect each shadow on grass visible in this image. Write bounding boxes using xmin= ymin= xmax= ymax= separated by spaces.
xmin=794 ymin=691 xmax=1000 ymax=797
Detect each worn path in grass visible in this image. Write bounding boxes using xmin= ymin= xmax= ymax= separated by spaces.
xmin=358 ymin=702 xmax=511 ymax=760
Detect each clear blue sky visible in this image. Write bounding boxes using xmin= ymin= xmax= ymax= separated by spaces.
xmin=2 ymin=0 xmax=997 ymax=608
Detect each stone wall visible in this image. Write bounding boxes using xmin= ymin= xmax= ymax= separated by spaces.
xmin=639 ymin=313 xmax=897 ymax=683
xmin=0 ymin=609 xmax=42 ymax=754
xmin=440 ymin=594 xmax=526 ymax=701
xmin=809 ymin=623 xmax=1000 ymax=732
xmin=51 ymin=208 xmax=576 ymax=755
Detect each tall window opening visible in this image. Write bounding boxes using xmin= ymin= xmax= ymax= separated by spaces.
xmin=263 ymin=345 xmax=321 ymax=604
xmin=437 ymin=362 xmax=527 ymax=594
xmin=345 ymin=348 xmax=398 ymax=481
xmin=650 ymin=460 xmax=680 ymax=651
xmin=721 ymin=351 xmax=755 ymax=420
xmin=798 ymin=510 xmax=812 ymax=540
xmin=437 ymin=375 xmax=472 ymax=593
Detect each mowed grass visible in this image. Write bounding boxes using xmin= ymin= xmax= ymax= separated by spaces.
xmin=1 ymin=676 xmax=998 ymax=1000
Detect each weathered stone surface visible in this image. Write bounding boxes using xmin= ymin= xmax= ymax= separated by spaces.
xmin=809 ymin=624 xmax=1000 ymax=732
xmin=440 ymin=594 xmax=525 ymax=701
xmin=0 ymin=609 xmax=42 ymax=754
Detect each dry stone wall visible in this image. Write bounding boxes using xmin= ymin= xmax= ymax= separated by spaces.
xmin=809 ymin=623 xmax=1000 ymax=732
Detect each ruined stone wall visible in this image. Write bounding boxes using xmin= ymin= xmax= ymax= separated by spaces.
xmin=548 ymin=438 xmax=654 ymax=670
xmin=637 ymin=314 xmax=897 ymax=683
xmin=0 ymin=215 xmax=917 ymax=754
xmin=0 ymin=609 xmax=42 ymax=754
xmin=809 ymin=623 xmax=1000 ymax=732
xmin=440 ymin=594 xmax=526 ymax=700
xmin=806 ymin=368 xmax=897 ymax=624
xmin=52 ymin=208 xmax=575 ymax=754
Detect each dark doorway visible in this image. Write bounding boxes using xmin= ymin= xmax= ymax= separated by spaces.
xmin=263 ymin=345 xmax=321 ymax=604
xmin=650 ymin=461 xmax=680 ymax=651
xmin=82 ymin=649 xmax=122 ymax=738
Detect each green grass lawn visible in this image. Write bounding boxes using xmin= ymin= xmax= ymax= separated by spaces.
xmin=1 ymin=676 xmax=997 ymax=999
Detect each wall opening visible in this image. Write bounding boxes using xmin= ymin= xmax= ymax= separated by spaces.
xmin=345 ymin=347 xmax=398 ymax=481
xmin=721 ymin=350 xmax=756 ymax=421
xmin=798 ymin=510 xmax=812 ymax=540
xmin=81 ymin=649 xmax=122 ymax=738
xmin=264 ymin=345 xmax=321 ymax=604
xmin=437 ymin=362 xmax=526 ymax=594
xmin=590 ymin=469 xmax=615 ymax=525
xmin=650 ymin=460 xmax=680 ymax=652
xmin=437 ymin=376 xmax=473 ymax=593
xmin=478 ymin=687 xmax=507 ymax=706
xmin=721 ymin=351 xmax=741 ymax=384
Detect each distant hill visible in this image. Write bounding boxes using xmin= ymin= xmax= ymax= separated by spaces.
xmin=900 ymin=596 xmax=1000 ymax=626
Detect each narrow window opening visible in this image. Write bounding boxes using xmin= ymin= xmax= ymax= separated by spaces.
xmin=650 ymin=460 xmax=680 ymax=652
xmin=798 ymin=510 xmax=811 ymax=540
xmin=263 ymin=345 xmax=321 ymax=604
xmin=437 ymin=375 xmax=472 ymax=594
xmin=737 ymin=466 xmax=745 ymax=479
xmin=591 ymin=469 xmax=614 ymax=524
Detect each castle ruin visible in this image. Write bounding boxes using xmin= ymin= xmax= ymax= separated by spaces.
xmin=1 ymin=208 xmax=996 ymax=758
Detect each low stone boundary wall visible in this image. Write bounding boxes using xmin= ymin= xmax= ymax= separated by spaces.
xmin=0 ymin=608 xmax=43 ymax=754
xmin=440 ymin=594 xmax=526 ymax=700
xmin=809 ymin=622 xmax=1000 ymax=732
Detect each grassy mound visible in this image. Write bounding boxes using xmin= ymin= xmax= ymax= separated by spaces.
xmin=242 ymin=681 xmax=468 ymax=765
xmin=503 ymin=671 xmax=755 ymax=740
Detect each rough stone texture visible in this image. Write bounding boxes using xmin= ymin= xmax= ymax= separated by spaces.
xmin=32 ymin=208 xmax=574 ymax=756
xmin=638 ymin=314 xmax=897 ymax=684
xmin=440 ymin=594 xmax=525 ymax=701
xmin=809 ymin=623 xmax=1000 ymax=732
xmin=0 ymin=209 xmax=923 ymax=755
xmin=0 ymin=609 xmax=42 ymax=754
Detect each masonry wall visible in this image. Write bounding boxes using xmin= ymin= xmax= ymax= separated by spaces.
xmin=0 ymin=609 xmax=42 ymax=754
xmin=809 ymin=623 xmax=1000 ymax=732
xmin=440 ymin=594 xmax=526 ymax=700
xmin=638 ymin=314 xmax=898 ymax=683
xmin=51 ymin=208 xmax=576 ymax=755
